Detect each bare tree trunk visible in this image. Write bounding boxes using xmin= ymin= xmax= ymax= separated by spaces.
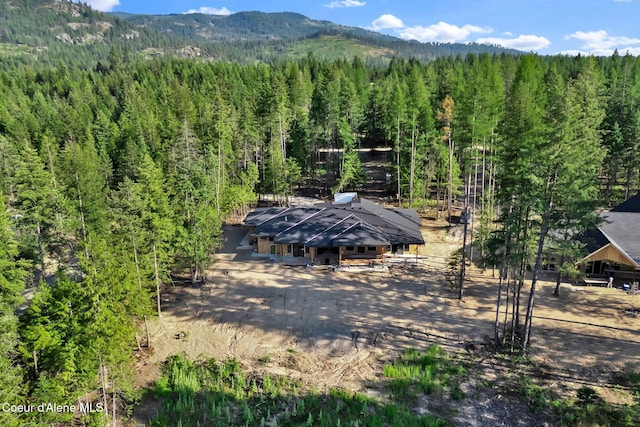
xmin=494 ymin=270 xmax=506 ymax=346
xmin=99 ymin=354 xmax=109 ymax=427
xmin=112 ymin=385 xmax=117 ymax=427
xmin=521 ymin=210 xmax=551 ymax=354
xmin=216 ymin=145 xmax=221 ymax=217
xmin=553 ymin=254 xmax=565 ymax=297
xmin=494 ymin=199 xmax=513 ymax=346
xmin=510 ymin=276 xmax=519 ymax=353
xmin=459 ymin=173 xmax=470 ymax=299
xmin=191 ymin=262 xmax=199 ymax=286
xmin=409 ymin=120 xmax=416 ymax=206
xmin=435 ymin=175 xmax=441 ymax=220
xmin=470 ymin=153 xmax=478 ymax=262
xmin=36 ymin=222 xmax=45 ymax=279
xmin=480 ymin=140 xmax=487 ymax=260
xmin=33 ymin=350 xmax=39 ymax=378
xmin=448 ymin=136 xmax=453 ymax=223
xmin=153 ymin=242 xmax=161 ymax=316
xmin=132 ymin=234 xmax=151 ymax=347
xmin=396 ymin=115 xmax=401 ymax=203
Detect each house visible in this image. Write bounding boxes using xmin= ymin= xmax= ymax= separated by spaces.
xmin=579 ymin=192 xmax=640 ymax=280
xmin=243 ymin=195 xmax=425 ymax=265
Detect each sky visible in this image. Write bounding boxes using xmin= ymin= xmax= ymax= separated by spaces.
xmin=79 ymin=0 xmax=640 ymax=56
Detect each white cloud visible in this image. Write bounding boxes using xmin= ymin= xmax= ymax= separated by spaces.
xmin=184 ymin=6 xmax=233 ymax=15
xmin=74 ymin=0 xmax=120 ymax=12
xmin=371 ymin=14 xmax=404 ymax=31
xmin=325 ymin=0 xmax=366 ymax=8
xmin=475 ymin=34 xmax=551 ymax=51
xmin=565 ymin=30 xmax=640 ymax=55
xmin=398 ymin=21 xmax=492 ymax=43
xmin=613 ymin=0 xmax=631 ymax=2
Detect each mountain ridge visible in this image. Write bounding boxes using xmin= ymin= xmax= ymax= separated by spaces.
xmin=0 ymin=0 xmax=522 ymax=68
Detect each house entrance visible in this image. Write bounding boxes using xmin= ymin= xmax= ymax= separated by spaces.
xmin=586 ymin=260 xmax=604 ymax=276
xmin=292 ymin=244 xmax=305 ymax=257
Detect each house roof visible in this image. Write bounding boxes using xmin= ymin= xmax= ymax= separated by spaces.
xmin=610 ymin=192 xmax=640 ymax=213
xmin=598 ymin=211 xmax=640 ymax=267
xmin=576 ymin=194 xmax=640 ymax=268
xmin=580 ymin=227 xmax=610 ymax=255
xmin=244 ymin=197 xmax=424 ymax=248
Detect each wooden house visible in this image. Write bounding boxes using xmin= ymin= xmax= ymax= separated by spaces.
xmin=243 ymin=195 xmax=424 ymax=265
xmin=579 ymin=193 xmax=640 ymax=281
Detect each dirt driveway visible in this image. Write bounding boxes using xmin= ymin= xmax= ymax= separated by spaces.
xmin=138 ymin=223 xmax=640 ymax=425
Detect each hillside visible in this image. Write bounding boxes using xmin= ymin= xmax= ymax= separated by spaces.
xmin=113 ymin=9 xmax=523 ymax=63
xmin=111 ymin=11 xmax=345 ymax=42
xmin=0 ymin=0 xmax=522 ymax=68
xmin=0 ymin=0 xmax=190 ymax=68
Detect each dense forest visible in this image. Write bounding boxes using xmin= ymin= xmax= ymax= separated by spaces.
xmin=1 ymin=49 xmax=640 ymax=425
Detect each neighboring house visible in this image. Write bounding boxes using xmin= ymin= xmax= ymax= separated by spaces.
xmin=579 ymin=192 xmax=640 ymax=279
xmin=243 ymin=195 xmax=425 ymax=265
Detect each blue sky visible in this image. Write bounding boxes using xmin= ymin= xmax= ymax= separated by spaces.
xmin=81 ymin=0 xmax=640 ymax=55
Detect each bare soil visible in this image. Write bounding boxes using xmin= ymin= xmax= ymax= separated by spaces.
xmin=130 ymin=220 xmax=640 ymax=426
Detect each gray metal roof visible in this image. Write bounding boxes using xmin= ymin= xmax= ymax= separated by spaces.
xmin=243 ymin=197 xmax=424 ymax=247
xmin=249 ymin=207 xmax=324 ymax=237
xmin=598 ymin=212 xmax=640 ymax=267
xmin=332 ymin=222 xmax=391 ymax=247
xmin=243 ymin=207 xmax=290 ymax=227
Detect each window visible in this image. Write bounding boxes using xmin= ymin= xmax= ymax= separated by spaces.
xmin=287 ymin=244 xmax=293 ymax=254
xmin=394 ymin=244 xmax=410 ymax=255
xmin=345 ymin=246 xmax=354 ymax=252
xmin=357 ymin=247 xmax=365 ymax=254
xmin=368 ymin=246 xmax=377 ymax=251
xmin=268 ymin=237 xmax=274 ymax=242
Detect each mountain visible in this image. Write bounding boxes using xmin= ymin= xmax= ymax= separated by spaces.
xmin=0 ymin=0 xmax=522 ymax=69
xmin=111 ymin=11 xmax=346 ymax=42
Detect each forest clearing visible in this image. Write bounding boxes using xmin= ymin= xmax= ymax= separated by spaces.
xmin=129 ymin=221 xmax=640 ymax=426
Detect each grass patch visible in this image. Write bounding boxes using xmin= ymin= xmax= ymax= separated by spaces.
xmin=146 ymin=349 xmax=454 ymax=426
xmin=383 ymin=346 xmax=466 ymax=403
xmin=550 ymin=385 xmax=640 ymax=427
xmin=257 ymin=355 xmax=271 ymax=364
xmin=510 ymin=370 xmax=640 ymax=426
xmin=517 ymin=375 xmax=548 ymax=413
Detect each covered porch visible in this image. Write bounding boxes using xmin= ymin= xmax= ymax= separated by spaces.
xmin=580 ymin=242 xmax=640 ymax=284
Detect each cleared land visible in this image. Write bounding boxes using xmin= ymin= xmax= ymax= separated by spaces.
xmin=132 ymin=221 xmax=640 ymax=426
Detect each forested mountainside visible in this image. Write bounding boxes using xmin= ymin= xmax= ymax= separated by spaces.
xmin=111 ymin=9 xmax=521 ymax=59
xmin=1 ymin=0 xmax=522 ymax=69
xmin=110 ymin=10 xmax=351 ymax=42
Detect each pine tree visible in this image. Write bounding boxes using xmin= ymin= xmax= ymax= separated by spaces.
xmin=0 ymin=193 xmax=29 ymax=427
xmin=9 ymin=141 xmax=59 ymax=275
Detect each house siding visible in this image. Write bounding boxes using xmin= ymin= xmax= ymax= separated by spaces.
xmin=257 ymin=237 xmax=274 ymax=254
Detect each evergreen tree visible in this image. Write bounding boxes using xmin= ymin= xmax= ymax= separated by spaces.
xmin=0 ymin=193 xmax=29 ymax=427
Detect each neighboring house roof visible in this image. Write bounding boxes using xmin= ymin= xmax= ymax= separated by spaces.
xmin=243 ymin=197 xmax=424 ymax=247
xmin=610 ymin=192 xmax=640 ymax=213
xmin=580 ymin=194 xmax=640 ymax=268
xmin=598 ymin=211 xmax=640 ymax=267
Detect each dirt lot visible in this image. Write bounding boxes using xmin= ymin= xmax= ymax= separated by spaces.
xmin=133 ymin=221 xmax=640 ymax=426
